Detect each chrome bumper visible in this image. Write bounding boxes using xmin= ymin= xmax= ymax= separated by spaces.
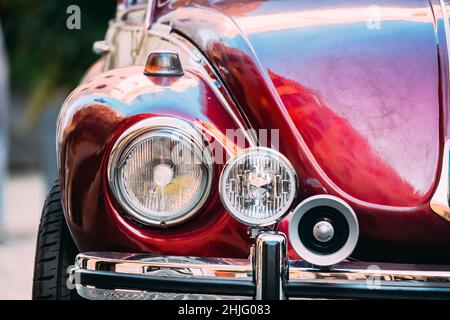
xmin=69 ymin=232 xmax=450 ymax=300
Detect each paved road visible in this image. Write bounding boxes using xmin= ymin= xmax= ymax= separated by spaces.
xmin=0 ymin=174 xmax=45 ymax=300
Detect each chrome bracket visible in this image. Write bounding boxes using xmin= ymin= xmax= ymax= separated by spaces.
xmin=93 ymin=40 xmax=113 ymax=55
xmin=254 ymin=232 xmax=287 ymax=300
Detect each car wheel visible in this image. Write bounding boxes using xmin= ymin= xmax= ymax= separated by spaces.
xmin=32 ymin=180 xmax=80 ymax=300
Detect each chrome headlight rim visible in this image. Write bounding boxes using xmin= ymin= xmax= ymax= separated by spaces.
xmin=219 ymin=147 xmax=298 ymax=228
xmin=108 ymin=117 xmax=213 ymax=227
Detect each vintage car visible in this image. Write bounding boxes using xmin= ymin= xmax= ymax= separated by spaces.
xmin=32 ymin=0 xmax=450 ymax=300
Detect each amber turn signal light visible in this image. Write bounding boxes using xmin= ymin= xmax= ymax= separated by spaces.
xmin=144 ymin=51 xmax=184 ymax=77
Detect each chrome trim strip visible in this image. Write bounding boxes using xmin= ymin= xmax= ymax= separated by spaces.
xmin=77 ymin=252 xmax=450 ymax=285
xmin=76 ymin=252 xmax=253 ymax=279
xmin=431 ymin=140 xmax=450 ymax=221
xmin=289 ymin=260 xmax=450 ymax=284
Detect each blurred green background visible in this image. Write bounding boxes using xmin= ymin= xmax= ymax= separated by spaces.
xmin=0 ymin=1 xmax=117 ymax=299
xmin=0 ymin=0 xmax=115 ymax=126
xmin=0 ymin=0 xmax=116 ymax=179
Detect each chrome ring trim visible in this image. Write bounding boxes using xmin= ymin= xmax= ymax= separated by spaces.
xmin=289 ymin=195 xmax=359 ymax=267
xmin=219 ymin=147 xmax=298 ymax=227
xmin=108 ymin=116 xmax=213 ymax=227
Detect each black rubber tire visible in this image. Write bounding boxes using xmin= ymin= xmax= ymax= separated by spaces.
xmin=32 ymin=180 xmax=80 ymax=300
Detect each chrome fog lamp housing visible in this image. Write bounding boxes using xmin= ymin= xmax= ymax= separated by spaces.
xmin=219 ymin=147 xmax=297 ymax=227
xmin=108 ymin=117 xmax=212 ymax=227
xmin=289 ymin=195 xmax=359 ymax=267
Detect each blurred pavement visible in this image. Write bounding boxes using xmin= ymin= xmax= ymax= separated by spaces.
xmin=0 ymin=173 xmax=45 ymax=299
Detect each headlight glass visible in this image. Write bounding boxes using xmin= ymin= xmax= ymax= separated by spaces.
xmin=220 ymin=148 xmax=297 ymax=227
xmin=109 ymin=120 xmax=212 ymax=227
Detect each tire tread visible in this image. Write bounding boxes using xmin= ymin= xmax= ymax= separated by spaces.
xmin=32 ymin=180 xmax=79 ymax=300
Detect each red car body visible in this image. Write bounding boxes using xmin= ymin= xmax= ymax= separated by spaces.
xmin=58 ymin=0 xmax=450 ymax=264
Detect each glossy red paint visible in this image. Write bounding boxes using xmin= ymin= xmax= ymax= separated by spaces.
xmin=58 ymin=66 xmax=252 ymax=258
xmin=153 ymin=0 xmax=450 ymax=262
xmin=59 ymin=0 xmax=450 ymax=263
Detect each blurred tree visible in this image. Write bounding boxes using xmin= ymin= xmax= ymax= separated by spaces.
xmin=0 ymin=0 xmax=116 ymax=126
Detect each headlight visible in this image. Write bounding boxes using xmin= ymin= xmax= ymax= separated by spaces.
xmin=219 ymin=148 xmax=297 ymax=227
xmin=108 ymin=117 xmax=212 ymax=227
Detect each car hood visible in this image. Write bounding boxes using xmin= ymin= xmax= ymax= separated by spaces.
xmin=157 ymin=0 xmax=441 ymax=207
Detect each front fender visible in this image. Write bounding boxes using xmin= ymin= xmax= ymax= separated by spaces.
xmin=57 ymin=65 xmax=252 ymax=258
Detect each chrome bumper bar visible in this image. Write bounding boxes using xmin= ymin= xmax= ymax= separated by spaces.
xmin=69 ymin=232 xmax=450 ymax=300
